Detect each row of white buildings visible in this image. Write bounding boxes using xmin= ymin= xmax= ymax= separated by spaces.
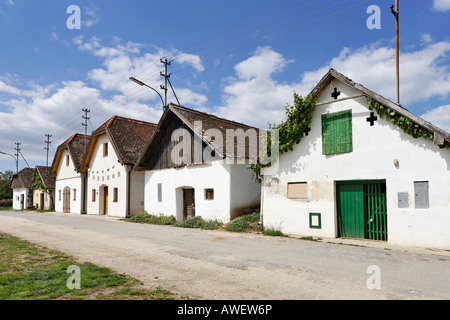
xmin=11 ymin=69 xmax=450 ymax=249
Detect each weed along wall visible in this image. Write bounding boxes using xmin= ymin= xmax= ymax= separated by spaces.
xmin=262 ymin=76 xmax=450 ymax=249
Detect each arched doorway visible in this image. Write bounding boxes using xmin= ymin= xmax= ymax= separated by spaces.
xmin=63 ymin=187 xmax=70 ymax=213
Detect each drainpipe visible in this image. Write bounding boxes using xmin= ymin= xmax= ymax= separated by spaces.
xmin=81 ymin=172 xmax=87 ymax=214
xmin=126 ymin=165 xmax=132 ymax=218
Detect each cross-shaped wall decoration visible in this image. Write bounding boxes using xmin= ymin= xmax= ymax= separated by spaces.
xmin=331 ymin=87 xmax=341 ymax=100
xmin=366 ymin=112 xmax=378 ymax=126
xmin=303 ymin=127 xmax=311 ymax=136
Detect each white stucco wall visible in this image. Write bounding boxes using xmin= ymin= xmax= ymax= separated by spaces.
xmin=85 ymin=134 xmax=143 ymax=218
xmin=54 ymin=148 xmax=83 ymax=214
xmin=262 ymin=79 xmax=450 ymax=249
xmin=32 ymin=189 xmax=54 ymax=210
xmin=229 ymin=164 xmax=261 ymax=219
xmin=145 ymin=161 xmax=233 ymax=223
xmin=13 ymin=187 xmax=29 ymax=210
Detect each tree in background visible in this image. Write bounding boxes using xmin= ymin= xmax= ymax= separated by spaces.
xmin=0 ymin=170 xmax=14 ymax=200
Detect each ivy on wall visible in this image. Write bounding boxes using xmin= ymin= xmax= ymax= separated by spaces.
xmin=366 ymin=97 xmax=434 ymax=141
xmin=30 ymin=170 xmax=49 ymax=193
xmin=250 ymin=92 xmax=317 ymax=183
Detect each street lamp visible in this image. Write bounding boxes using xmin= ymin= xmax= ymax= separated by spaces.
xmin=129 ymin=77 xmax=165 ymax=109
xmin=0 ymin=151 xmax=18 ymax=173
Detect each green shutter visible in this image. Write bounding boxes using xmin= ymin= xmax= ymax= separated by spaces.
xmin=322 ymin=110 xmax=352 ymax=155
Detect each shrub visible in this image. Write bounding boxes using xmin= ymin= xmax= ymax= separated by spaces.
xmin=224 ymin=211 xmax=261 ymax=232
xmin=0 ymin=199 xmax=12 ymax=207
xmin=262 ymin=228 xmax=287 ymax=237
xmin=125 ymin=212 xmax=176 ymax=225
xmin=174 ymin=216 xmax=223 ymax=230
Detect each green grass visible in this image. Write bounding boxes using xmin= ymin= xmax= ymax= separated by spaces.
xmin=262 ymin=228 xmax=287 ymax=237
xmin=224 ymin=211 xmax=261 ymax=232
xmin=174 ymin=216 xmax=223 ymax=230
xmin=125 ymin=212 xmax=223 ymax=230
xmin=125 ymin=212 xmax=176 ymax=225
xmin=0 ymin=206 xmax=12 ymax=211
xmin=0 ymin=233 xmax=179 ymax=300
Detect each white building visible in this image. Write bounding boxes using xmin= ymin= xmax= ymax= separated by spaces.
xmin=135 ymin=103 xmax=261 ymax=223
xmin=82 ymin=116 xmax=157 ymax=218
xmin=32 ymin=166 xmax=55 ymax=210
xmin=11 ymin=167 xmax=34 ymax=210
xmin=262 ymin=69 xmax=450 ymax=249
xmin=50 ymin=133 xmax=90 ymax=214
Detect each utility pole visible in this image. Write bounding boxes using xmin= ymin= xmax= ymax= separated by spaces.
xmin=82 ymin=108 xmax=90 ymax=153
xmin=160 ymin=58 xmax=171 ymax=109
xmin=14 ymin=142 xmax=20 ymax=174
xmin=44 ymin=134 xmax=52 ymax=177
xmin=391 ymin=0 xmax=400 ymax=105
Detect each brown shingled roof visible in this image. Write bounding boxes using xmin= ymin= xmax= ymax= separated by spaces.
xmin=50 ymin=133 xmax=91 ymax=178
xmin=35 ymin=166 xmax=55 ymax=189
xmin=10 ymin=168 xmax=34 ymax=189
xmin=83 ymin=116 xmax=158 ymax=168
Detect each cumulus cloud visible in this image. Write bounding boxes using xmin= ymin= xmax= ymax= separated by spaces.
xmin=421 ymin=105 xmax=450 ymax=133
xmin=432 ymin=0 xmax=450 ymax=11
xmin=215 ymin=41 xmax=450 ymax=130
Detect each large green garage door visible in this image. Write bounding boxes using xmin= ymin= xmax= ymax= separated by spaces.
xmin=337 ymin=181 xmax=387 ymax=241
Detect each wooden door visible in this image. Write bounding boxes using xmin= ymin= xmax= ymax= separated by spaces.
xmin=40 ymin=193 xmax=44 ymax=210
xmin=63 ymin=187 xmax=70 ymax=213
xmin=183 ymin=188 xmax=195 ymax=221
xmin=103 ymin=186 xmax=108 ymax=215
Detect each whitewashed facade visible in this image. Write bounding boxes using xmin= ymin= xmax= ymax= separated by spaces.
xmin=262 ymin=69 xmax=450 ymax=249
xmin=51 ymin=134 xmax=89 ymax=215
xmin=137 ymin=104 xmax=261 ymax=223
xmin=83 ymin=116 xmax=156 ymax=218
xmin=11 ymin=168 xmax=34 ymax=210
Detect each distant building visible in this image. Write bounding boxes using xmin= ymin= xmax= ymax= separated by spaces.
xmin=32 ymin=166 xmax=55 ymax=210
xmin=11 ymin=167 xmax=34 ymax=210
xmin=50 ymin=133 xmax=90 ymax=214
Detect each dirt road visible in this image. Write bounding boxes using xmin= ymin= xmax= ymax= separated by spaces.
xmin=0 ymin=211 xmax=449 ymax=300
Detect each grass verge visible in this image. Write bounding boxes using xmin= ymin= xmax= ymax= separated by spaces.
xmin=0 ymin=233 xmax=178 ymax=300
xmin=125 ymin=212 xmax=223 ymax=230
xmin=224 ymin=211 xmax=261 ymax=233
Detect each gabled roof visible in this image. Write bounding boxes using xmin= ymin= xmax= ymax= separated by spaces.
xmin=313 ymin=68 xmax=450 ymax=148
xmin=50 ymin=133 xmax=91 ymax=178
xmin=82 ymin=115 xmax=158 ymax=169
xmin=35 ymin=166 xmax=55 ymax=190
xmin=10 ymin=167 xmax=34 ymax=189
xmin=136 ymin=103 xmax=262 ymax=170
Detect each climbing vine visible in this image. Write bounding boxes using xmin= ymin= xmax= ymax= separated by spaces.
xmin=30 ymin=170 xmax=49 ymax=193
xmin=250 ymin=91 xmax=317 ymax=183
xmin=366 ymin=98 xmax=434 ymax=141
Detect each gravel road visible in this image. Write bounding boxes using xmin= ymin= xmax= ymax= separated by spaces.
xmin=0 ymin=211 xmax=449 ymax=300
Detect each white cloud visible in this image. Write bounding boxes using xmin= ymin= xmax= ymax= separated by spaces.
xmin=215 ymin=47 xmax=301 ymax=129
xmin=421 ymin=105 xmax=450 ymax=133
xmin=433 ymin=0 xmax=450 ymax=11
xmin=297 ymin=41 xmax=450 ymax=106
xmin=83 ymin=5 xmax=100 ymax=28
xmin=6 ymin=0 xmax=14 ymax=7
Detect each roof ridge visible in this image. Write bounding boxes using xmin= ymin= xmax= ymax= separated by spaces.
xmin=170 ymin=104 xmax=259 ymax=129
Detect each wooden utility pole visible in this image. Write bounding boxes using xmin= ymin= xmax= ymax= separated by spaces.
xmin=44 ymin=134 xmax=52 ymax=177
xmin=14 ymin=142 xmax=20 ymax=173
xmin=82 ymin=108 xmax=90 ymax=153
xmin=391 ymin=1 xmax=400 ymax=105
xmin=160 ymin=58 xmax=171 ymax=109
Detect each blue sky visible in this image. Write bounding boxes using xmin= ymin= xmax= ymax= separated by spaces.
xmin=0 ymin=0 xmax=450 ymax=173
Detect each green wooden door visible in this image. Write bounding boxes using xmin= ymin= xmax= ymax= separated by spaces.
xmin=337 ymin=183 xmax=365 ymax=239
xmin=337 ymin=181 xmax=388 ymax=241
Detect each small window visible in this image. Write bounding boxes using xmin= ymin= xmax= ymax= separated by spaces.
xmin=157 ymin=183 xmax=162 ymax=202
xmin=59 ymin=190 xmax=61 ymax=201
xmin=92 ymin=189 xmax=96 ymax=202
xmin=66 ymin=155 xmax=70 ymax=166
xmin=287 ymin=182 xmax=307 ymax=199
xmin=103 ymin=143 xmax=108 ymax=157
xmin=73 ymin=189 xmax=77 ymax=201
xmin=205 ymin=188 xmax=214 ymax=200
xmin=322 ymin=110 xmax=352 ymax=155
xmin=113 ymin=188 xmax=118 ymax=202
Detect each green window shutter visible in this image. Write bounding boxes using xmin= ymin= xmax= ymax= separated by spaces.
xmin=322 ymin=110 xmax=352 ymax=155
